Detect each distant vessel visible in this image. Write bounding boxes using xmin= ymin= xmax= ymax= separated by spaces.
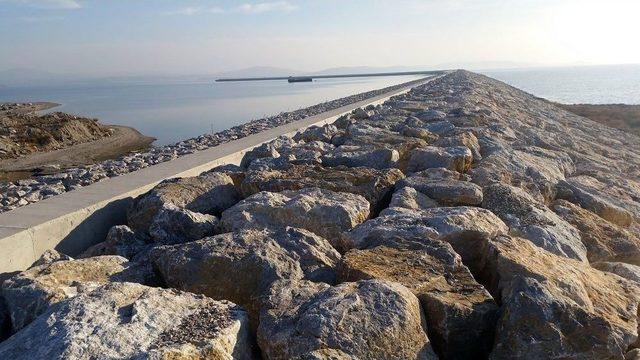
xmin=288 ymin=76 xmax=313 ymax=83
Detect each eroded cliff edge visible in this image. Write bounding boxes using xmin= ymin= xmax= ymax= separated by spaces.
xmin=1 ymin=70 xmax=640 ymax=359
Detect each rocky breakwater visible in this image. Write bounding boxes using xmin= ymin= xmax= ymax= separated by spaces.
xmin=1 ymin=70 xmax=640 ymax=359
xmin=0 ymin=78 xmax=427 ymax=213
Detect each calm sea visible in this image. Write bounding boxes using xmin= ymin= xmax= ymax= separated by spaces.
xmin=0 ymin=76 xmax=422 ymax=145
xmin=1 ymin=64 xmax=638 ymax=145
xmin=483 ymin=64 xmax=640 ymax=105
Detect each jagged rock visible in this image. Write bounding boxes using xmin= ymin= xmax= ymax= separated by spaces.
xmin=484 ymin=236 xmax=640 ymax=359
xmin=388 ymin=186 xmax=439 ymax=210
xmin=338 ymin=243 xmax=498 ymax=359
xmin=127 ymin=172 xmax=240 ymax=232
xmin=321 ymin=146 xmax=399 ymax=169
xmin=397 ymin=175 xmax=483 ymax=206
xmin=0 ymin=282 xmax=256 ymax=359
xmin=30 ymin=249 xmax=71 ymax=267
xmin=333 ymin=123 xmax=429 ymax=161
xmin=592 ymin=262 xmax=640 ymax=284
xmin=240 ymin=142 xmax=281 ymax=168
xmin=258 ymin=279 xmax=437 ymax=359
xmin=79 ymin=225 xmax=149 ymax=259
xmin=344 ymin=206 xmax=508 ymax=273
xmin=293 ymin=124 xmax=342 ymax=143
xmin=415 ymin=109 xmax=447 ymax=121
xmin=2 ymin=255 xmax=154 ymax=332
xmin=151 ymin=227 xmax=340 ymax=321
xmin=205 ymin=163 xmax=246 ymax=187
xmin=412 ymin=167 xmax=472 ymax=181
xmin=557 ymin=175 xmax=634 ymax=227
xmin=434 ymin=131 xmax=482 ymax=161
xmin=482 ymin=183 xmax=587 ymax=262
xmin=424 ymin=120 xmax=456 ymax=135
xmin=470 ymin=146 xmax=575 ymax=202
xmin=552 ymin=199 xmax=640 ymax=265
xmin=239 ymin=165 xmax=404 ymax=214
xmin=406 ymin=146 xmax=473 ymax=173
xmin=221 ymin=188 xmax=370 ymax=248
xmin=149 ymin=204 xmax=219 ymax=244
xmin=398 ymin=125 xmax=439 ymax=142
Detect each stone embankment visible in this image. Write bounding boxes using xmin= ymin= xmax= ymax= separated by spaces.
xmin=0 ymin=78 xmax=427 ymax=213
xmin=2 ymin=70 xmax=640 ymax=359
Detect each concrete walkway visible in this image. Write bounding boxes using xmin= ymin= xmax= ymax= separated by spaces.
xmin=0 ymin=75 xmax=441 ymax=273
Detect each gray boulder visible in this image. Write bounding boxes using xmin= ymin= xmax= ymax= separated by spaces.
xmin=151 ymin=227 xmax=340 ymax=321
xmin=79 ymin=225 xmax=149 ymax=259
xmin=345 ymin=206 xmax=508 ymax=273
xmin=322 ymin=146 xmax=399 ymax=169
xmin=2 ymin=255 xmax=154 ymax=332
xmin=258 ymin=279 xmax=437 ymax=359
xmin=483 ymin=183 xmax=588 ymax=262
xmin=388 ymin=186 xmax=439 ymax=210
xmin=149 ymin=204 xmax=219 ymax=244
xmin=221 ymin=188 xmax=370 ymax=249
xmin=592 ymin=262 xmax=640 ymax=284
xmin=239 ymin=164 xmax=404 ymax=214
xmin=0 ymin=282 xmax=256 ymax=359
xmin=406 ymin=146 xmax=473 ymax=173
xmin=484 ymin=236 xmax=640 ymax=359
xmin=557 ymin=175 xmax=634 ymax=227
xmin=552 ymin=199 xmax=640 ymax=265
xmin=127 ymin=172 xmax=239 ymax=232
xmin=397 ymin=175 xmax=483 ymax=206
xmin=338 ymin=242 xmax=498 ymax=359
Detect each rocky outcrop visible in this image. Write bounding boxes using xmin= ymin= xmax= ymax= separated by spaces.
xmin=258 ymin=279 xmax=436 ymax=359
xmin=151 ymin=227 xmax=340 ymax=321
xmin=338 ymin=243 xmax=497 ymax=359
xmin=2 ymin=255 xmax=154 ymax=332
xmin=483 ymin=236 xmax=640 ymax=359
xmin=221 ymin=187 xmax=370 ymax=248
xmin=239 ymin=164 xmax=404 ymax=214
xmin=127 ymin=172 xmax=239 ymax=232
xmin=0 ymin=282 xmax=256 ymax=359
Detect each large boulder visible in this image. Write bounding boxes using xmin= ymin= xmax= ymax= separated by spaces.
xmin=258 ymin=279 xmax=437 ymax=359
xmin=321 ymin=146 xmax=400 ymax=169
xmin=556 ymin=175 xmax=634 ymax=227
xmin=2 ymin=255 xmax=154 ymax=332
xmin=338 ymin=242 xmax=498 ymax=359
xmin=388 ymin=186 xmax=439 ymax=210
xmin=397 ymin=175 xmax=483 ymax=206
xmin=79 ymin=225 xmax=149 ymax=260
xmin=592 ymin=262 xmax=640 ymax=284
xmin=344 ymin=206 xmax=508 ymax=273
xmin=406 ymin=146 xmax=473 ymax=174
xmin=553 ymin=199 xmax=640 ymax=265
xmin=221 ymin=188 xmax=370 ymax=249
xmin=483 ymin=183 xmax=587 ymax=262
xmin=127 ymin=172 xmax=240 ymax=232
xmin=151 ymin=227 xmax=340 ymax=321
xmin=148 ymin=204 xmax=219 ymax=244
xmin=0 ymin=282 xmax=256 ymax=359
xmin=239 ymin=165 xmax=404 ymax=214
xmin=484 ymin=236 xmax=640 ymax=359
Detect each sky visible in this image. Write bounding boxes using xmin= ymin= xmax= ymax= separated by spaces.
xmin=1 ymin=0 xmax=639 ymax=76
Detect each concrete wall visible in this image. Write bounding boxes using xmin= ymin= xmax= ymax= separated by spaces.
xmin=0 ymin=76 xmax=439 ymax=273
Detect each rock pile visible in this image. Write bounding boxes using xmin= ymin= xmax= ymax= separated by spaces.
xmin=0 ymin=78 xmax=427 ymax=213
xmin=1 ymin=70 xmax=640 ymax=359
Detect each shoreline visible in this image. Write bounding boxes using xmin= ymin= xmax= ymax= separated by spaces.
xmin=0 ymin=76 xmax=434 ymax=213
xmin=0 ymin=102 xmax=155 ymax=181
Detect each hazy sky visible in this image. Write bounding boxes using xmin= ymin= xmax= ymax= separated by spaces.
xmin=1 ymin=0 xmax=639 ymax=76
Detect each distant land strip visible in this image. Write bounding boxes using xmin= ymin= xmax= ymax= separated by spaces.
xmin=215 ymin=70 xmax=448 ymax=82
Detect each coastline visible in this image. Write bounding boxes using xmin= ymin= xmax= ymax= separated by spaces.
xmin=0 ymin=77 xmax=432 ymax=213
